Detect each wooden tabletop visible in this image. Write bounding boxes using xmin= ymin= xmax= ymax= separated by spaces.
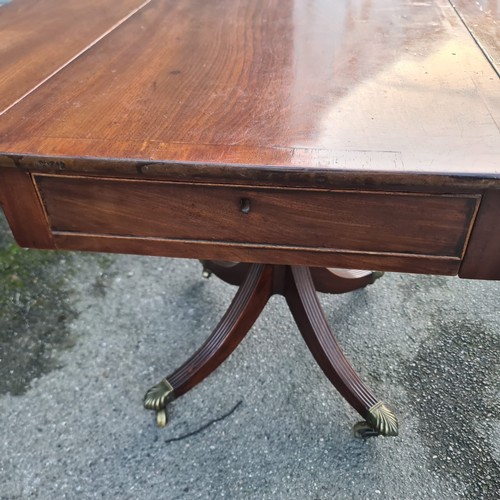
xmin=451 ymin=0 xmax=500 ymax=72
xmin=0 ymin=0 xmax=148 ymax=112
xmin=0 ymin=0 xmax=499 ymax=280
xmin=0 ymin=0 xmax=499 ymax=182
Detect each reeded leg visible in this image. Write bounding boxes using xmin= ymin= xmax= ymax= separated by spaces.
xmin=144 ymin=263 xmax=273 ymax=427
xmin=310 ymin=267 xmax=384 ymax=294
xmin=284 ymin=266 xmax=398 ymax=437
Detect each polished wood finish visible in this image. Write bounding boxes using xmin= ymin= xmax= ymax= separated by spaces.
xmin=35 ymin=174 xmax=478 ymax=258
xmin=0 ymin=0 xmax=148 ymax=112
xmin=201 ymin=262 xmax=381 ymax=295
xmin=166 ymin=264 xmax=273 ymax=398
xmin=309 ymin=268 xmax=379 ymax=295
xmin=460 ymin=190 xmax=500 ymax=280
xmin=0 ymin=1 xmax=498 ymax=436
xmin=452 ymin=0 xmax=500 ymax=72
xmin=0 ymin=169 xmax=53 ymax=249
xmin=47 ymin=232 xmax=464 ymax=276
xmin=0 ymin=0 xmax=498 ymax=279
xmin=148 ymin=262 xmax=393 ymax=434
xmin=285 ymin=266 xmax=378 ymax=417
xmin=0 ymin=0 xmax=498 ymax=179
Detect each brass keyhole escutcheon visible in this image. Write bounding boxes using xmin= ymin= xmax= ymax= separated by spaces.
xmin=240 ymin=198 xmax=251 ymax=214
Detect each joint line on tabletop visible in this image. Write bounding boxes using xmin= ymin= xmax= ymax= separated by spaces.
xmin=447 ymin=0 xmax=500 ymax=79
xmin=0 ymin=0 xmax=154 ymax=116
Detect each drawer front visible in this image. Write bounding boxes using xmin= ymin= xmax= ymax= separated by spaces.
xmin=36 ymin=175 xmax=479 ymax=258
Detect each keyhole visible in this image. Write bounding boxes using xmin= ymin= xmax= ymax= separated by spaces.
xmin=240 ymin=198 xmax=251 ymax=214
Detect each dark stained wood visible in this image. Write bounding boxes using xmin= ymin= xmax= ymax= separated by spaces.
xmin=309 ymin=268 xmax=379 ymax=295
xmin=1 ymin=0 xmax=498 ymax=437
xmin=0 ymin=0 xmax=498 ymax=180
xmin=284 ymin=266 xmax=378 ymax=417
xmin=35 ymin=175 xmax=479 ymax=258
xmin=5 ymin=154 xmax=500 ymax=193
xmin=460 ymin=190 xmax=500 ymax=280
xmin=148 ymin=263 xmax=394 ymax=434
xmin=166 ymin=264 xmax=273 ymax=398
xmin=0 ymin=0 xmax=148 ymax=112
xmin=452 ymin=0 xmax=500 ymax=72
xmin=50 ymin=232 xmax=462 ymax=276
xmin=0 ymin=0 xmax=498 ymax=280
xmin=0 ymin=168 xmax=54 ymax=248
xmin=200 ymin=261 xmax=380 ymax=294
xmin=199 ymin=261 xmax=252 ymax=287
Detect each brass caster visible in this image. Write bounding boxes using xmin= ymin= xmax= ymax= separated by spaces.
xmin=144 ymin=378 xmax=175 ymax=427
xmin=156 ymin=409 xmax=168 ymax=428
xmin=200 ymin=260 xmax=212 ymax=280
xmin=353 ymin=421 xmax=380 ymax=438
xmin=199 ymin=260 xmax=212 ymax=279
xmin=360 ymin=401 xmax=399 ymax=437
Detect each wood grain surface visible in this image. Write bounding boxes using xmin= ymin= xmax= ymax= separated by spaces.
xmin=0 ymin=0 xmax=498 ymax=278
xmin=451 ymin=0 xmax=500 ymax=72
xmin=0 ymin=169 xmax=53 ymax=248
xmin=0 ymin=0 xmax=499 ymax=179
xmin=35 ymin=175 xmax=478 ymax=258
xmin=460 ymin=190 xmax=500 ymax=279
xmin=0 ymin=0 xmax=148 ymax=113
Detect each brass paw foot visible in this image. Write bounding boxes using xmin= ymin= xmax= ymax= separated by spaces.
xmin=143 ymin=378 xmax=175 ymax=428
xmin=354 ymin=401 xmax=399 ymax=438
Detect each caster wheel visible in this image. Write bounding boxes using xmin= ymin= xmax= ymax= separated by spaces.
xmin=353 ymin=421 xmax=380 ymax=438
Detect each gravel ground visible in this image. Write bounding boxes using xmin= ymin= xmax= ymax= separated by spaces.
xmin=0 ymin=213 xmax=499 ymax=499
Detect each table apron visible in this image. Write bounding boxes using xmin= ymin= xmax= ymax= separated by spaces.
xmin=23 ymin=174 xmax=481 ymax=275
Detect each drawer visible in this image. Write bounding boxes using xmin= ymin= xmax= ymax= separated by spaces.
xmin=35 ymin=175 xmax=479 ymax=258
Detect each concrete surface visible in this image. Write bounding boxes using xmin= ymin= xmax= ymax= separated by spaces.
xmin=0 ymin=213 xmax=499 ymax=499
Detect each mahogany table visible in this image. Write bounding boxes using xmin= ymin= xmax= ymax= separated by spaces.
xmin=1 ymin=0 xmax=499 ymax=438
